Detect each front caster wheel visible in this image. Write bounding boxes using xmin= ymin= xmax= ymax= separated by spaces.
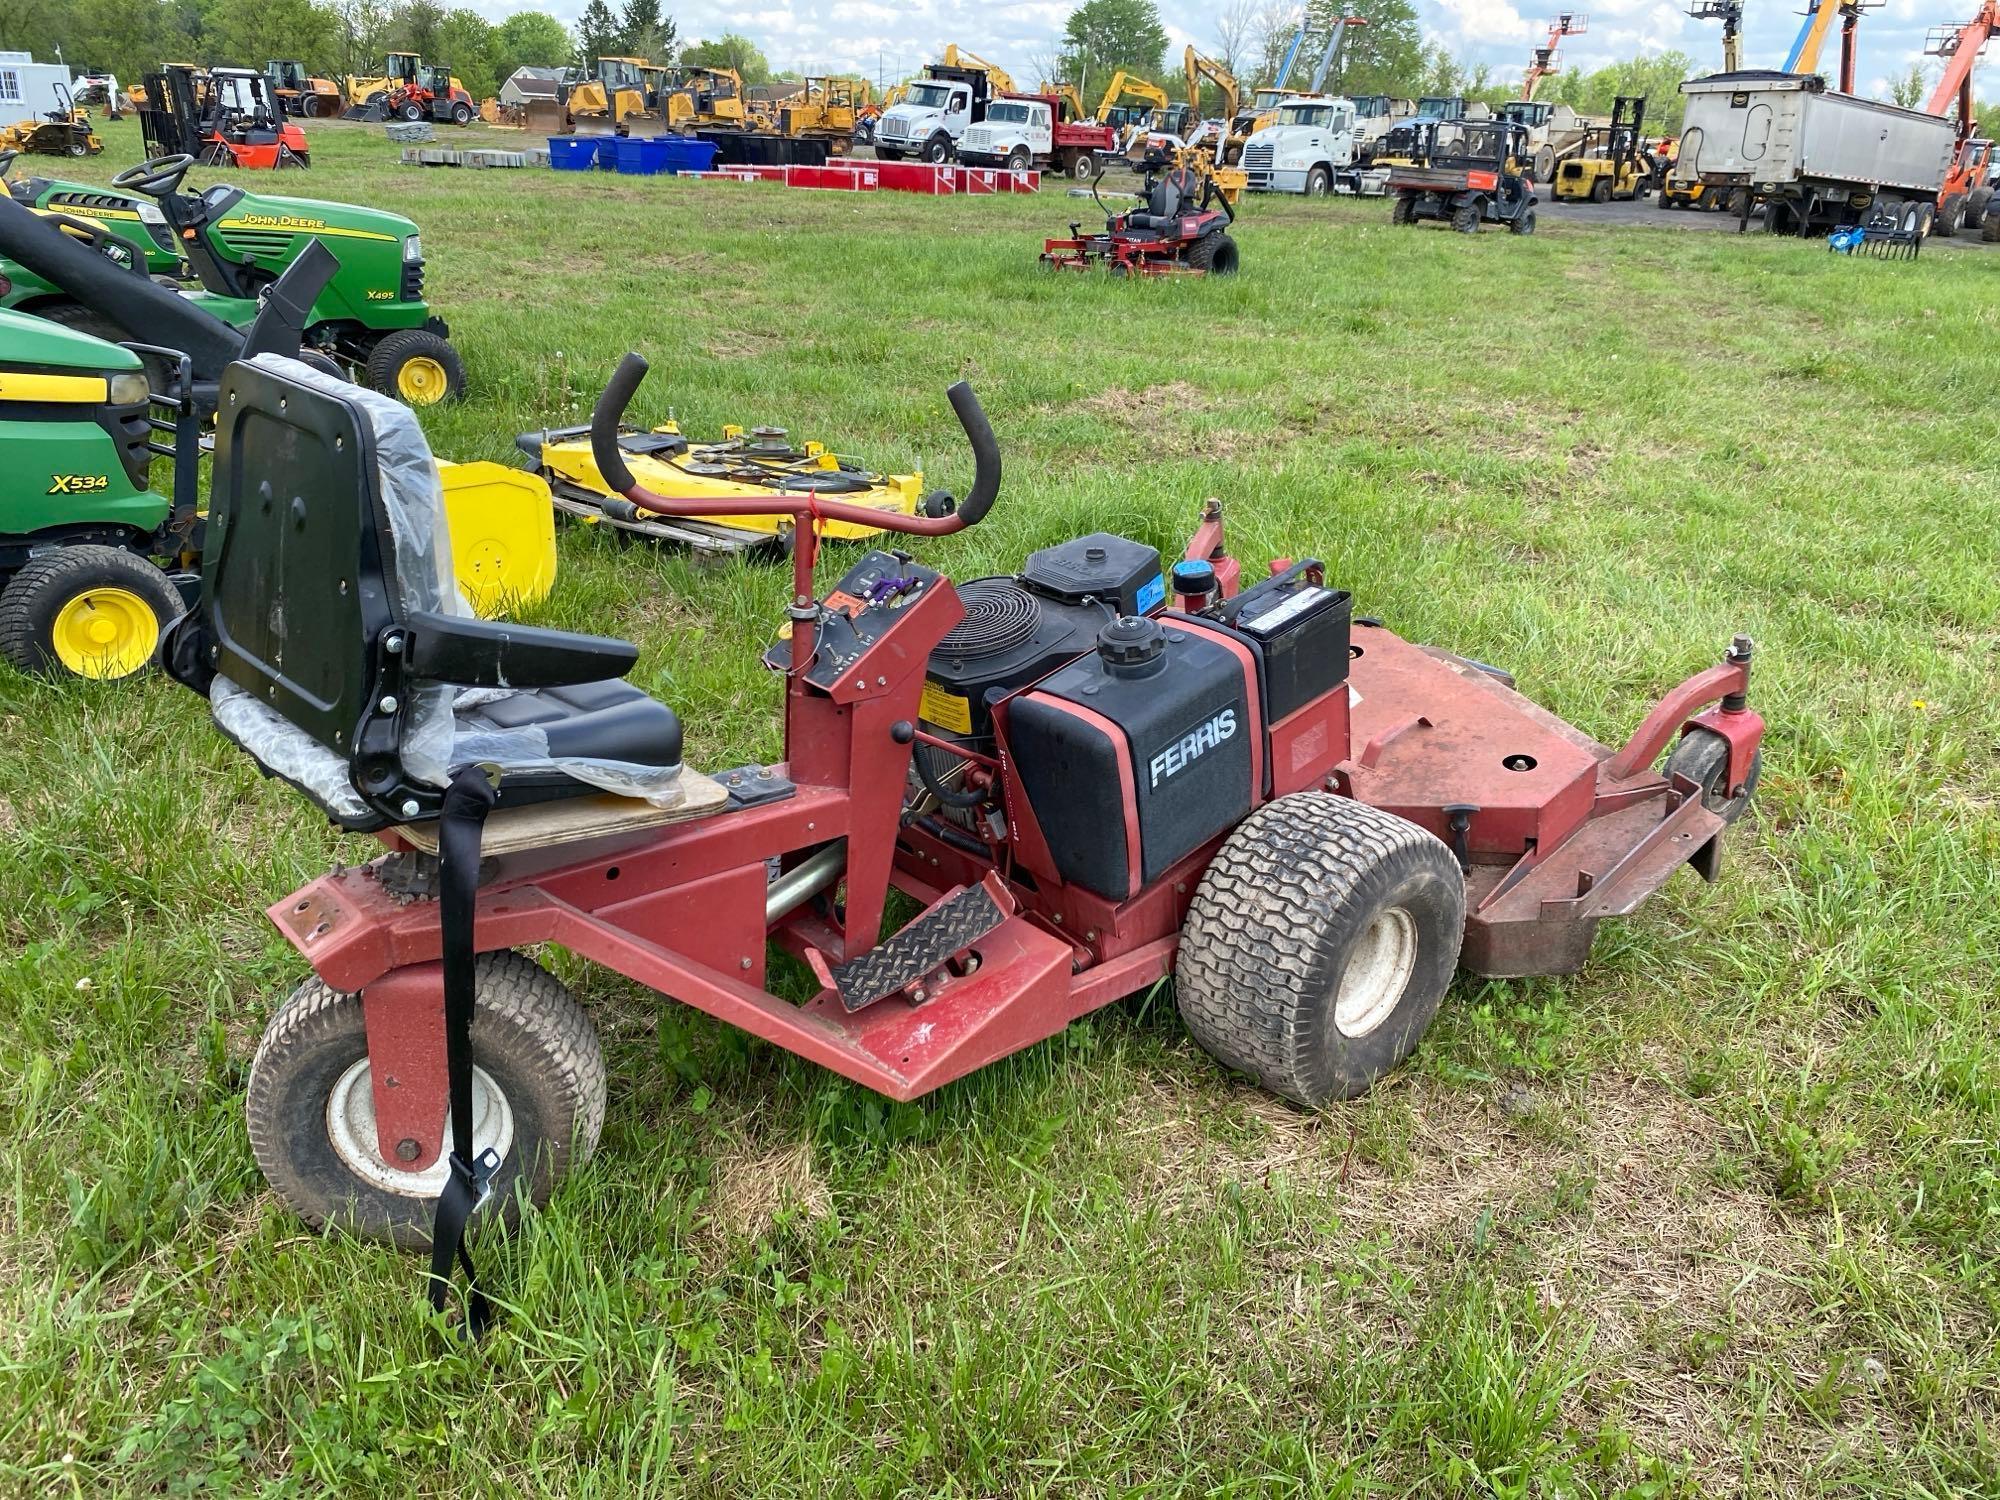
xmin=364 ymin=327 xmax=466 ymax=407
xmin=1665 ymin=727 xmax=1761 ymax=825
xmin=1176 ymin=793 xmax=1466 ymax=1106
xmin=246 ymin=952 xmax=606 ymax=1249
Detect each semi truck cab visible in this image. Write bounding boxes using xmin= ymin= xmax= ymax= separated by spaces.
xmin=873 ymin=68 xmax=992 ymax=162
xmin=1243 ymin=96 xmax=1359 ymax=194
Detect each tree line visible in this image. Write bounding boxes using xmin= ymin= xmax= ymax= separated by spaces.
xmin=1037 ymin=0 xmax=1993 ymax=136
xmin=0 ymin=0 xmax=780 ymax=108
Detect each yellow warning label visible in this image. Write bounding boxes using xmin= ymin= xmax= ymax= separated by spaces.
xmin=919 ymin=680 xmax=973 ymax=735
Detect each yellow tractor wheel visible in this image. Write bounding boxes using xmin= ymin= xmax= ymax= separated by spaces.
xmin=0 ymin=545 xmax=186 ymax=681
xmin=364 ymin=328 xmax=466 ymax=408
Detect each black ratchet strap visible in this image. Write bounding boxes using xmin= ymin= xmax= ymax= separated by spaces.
xmin=427 ymin=763 xmax=501 ymax=1338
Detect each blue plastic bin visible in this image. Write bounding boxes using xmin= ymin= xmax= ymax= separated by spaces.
xmin=547 ymin=136 xmax=601 ymax=170
xmin=614 ymin=137 xmax=669 ymax=174
xmin=659 ymin=138 xmax=718 ymax=174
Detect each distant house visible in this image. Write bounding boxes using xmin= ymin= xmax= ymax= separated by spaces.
xmin=499 ymin=67 xmax=567 ymax=107
xmin=0 ymin=52 xmax=73 ymax=121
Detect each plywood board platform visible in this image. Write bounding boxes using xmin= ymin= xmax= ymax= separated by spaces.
xmin=396 ymin=768 xmax=729 ymax=856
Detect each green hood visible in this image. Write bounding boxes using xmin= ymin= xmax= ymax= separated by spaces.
xmin=0 ymin=307 xmax=143 ymax=372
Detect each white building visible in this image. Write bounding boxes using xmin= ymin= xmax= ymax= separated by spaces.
xmin=0 ymin=52 xmax=73 ymax=122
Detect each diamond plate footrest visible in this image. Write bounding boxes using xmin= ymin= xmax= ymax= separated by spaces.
xmin=833 ymin=878 xmax=1011 ymax=1013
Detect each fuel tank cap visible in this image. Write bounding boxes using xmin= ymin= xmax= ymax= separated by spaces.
xmin=1097 ymin=615 xmax=1166 ymax=677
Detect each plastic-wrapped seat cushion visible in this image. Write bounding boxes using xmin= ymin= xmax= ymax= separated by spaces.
xmin=232 ymin=354 xmax=685 ymax=807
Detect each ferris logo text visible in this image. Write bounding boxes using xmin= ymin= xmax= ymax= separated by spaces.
xmin=1149 ymin=708 xmax=1237 ymax=788
xmin=48 ymin=473 xmax=110 ymax=495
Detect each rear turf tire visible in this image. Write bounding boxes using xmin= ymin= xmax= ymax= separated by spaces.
xmin=1390 ymin=193 xmax=1415 ymax=225
xmin=246 ymin=952 xmax=606 ymax=1250
xmin=0 ymin=546 xmax=184 ymax=680
xmin=33 ymin=302 xmax=178 ymax=393
xmin=1451 ymin=203 xmax=1481 ymax=234
xmin=1176 ymin=794 xmax=1466 ymax=1107
xmin=1185 ymin=230 xmax=1239 ymax=275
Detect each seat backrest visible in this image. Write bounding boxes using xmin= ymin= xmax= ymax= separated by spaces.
xmin=164 ymin=355 xmax=639 ymax=828
xmin=189 ymin=357 xmax=456 ymax=816
xmin=1145 ymin=169 xmax=1186 ymax=221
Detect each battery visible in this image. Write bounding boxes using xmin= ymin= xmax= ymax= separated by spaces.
xmin=1223 ymin=566 xmax=1352 ymax=723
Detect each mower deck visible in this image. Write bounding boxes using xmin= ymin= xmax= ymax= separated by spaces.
xmin=526 ymin=421 xmax=927 ymax=553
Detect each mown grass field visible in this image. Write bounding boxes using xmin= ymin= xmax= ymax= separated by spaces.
xmin=3 ymin=114 xmax=1998 ymax=1495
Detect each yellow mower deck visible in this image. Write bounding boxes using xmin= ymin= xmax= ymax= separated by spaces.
xmin=525 ymin=420 xmax=925 ymax=556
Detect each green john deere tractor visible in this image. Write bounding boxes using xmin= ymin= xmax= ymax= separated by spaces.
xmin=0 ymin=306 xmax=199 ymax=678
xmin=0 ymin=150 xmax=464 ymax=406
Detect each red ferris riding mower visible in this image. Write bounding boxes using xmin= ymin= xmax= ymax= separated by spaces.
xmin=1042 ymin=150 xmax=1241 ymax=276
xmin=163 ymin=353 xmax=1762 ymax=1329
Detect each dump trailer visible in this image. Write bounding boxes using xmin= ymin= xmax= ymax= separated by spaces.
xmin=1678 ymin=71 xmax=1955 ymax=234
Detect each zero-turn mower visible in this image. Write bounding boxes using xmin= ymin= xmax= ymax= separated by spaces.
xmin=1043 ymin=148 xmax=1242 ymax=276
xmin=520 ymin=415 xmax=930 ymax=556
xmin=0 ymin=83 xmax=103 ymax=159
xmin=0 ymin=151 xmax=464 ymax=405
xmin=1387 ymin=119 xmax=1538 ymax=234
xmin=0 ymin=207 xmax=548 ymax=681
xmin=158 ymin=350 xmax=1765 ymax=1330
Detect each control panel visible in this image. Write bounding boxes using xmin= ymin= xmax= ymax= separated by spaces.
xmin=769 ymin=550 xmax=943 ymax=692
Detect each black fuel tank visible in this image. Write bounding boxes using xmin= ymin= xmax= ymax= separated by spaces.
xmin=1008 ymin=617 xmax=1253 ymax=901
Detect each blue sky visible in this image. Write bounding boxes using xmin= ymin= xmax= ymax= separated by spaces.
xmin=521 ymin=1 xmax=1994 ymax=106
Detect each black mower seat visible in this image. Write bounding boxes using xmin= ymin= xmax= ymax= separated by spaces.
xmin=1129 ymin=169 xmax=1190 ymax=229
xmin=163 ymin=355 xmax=685 ymax=832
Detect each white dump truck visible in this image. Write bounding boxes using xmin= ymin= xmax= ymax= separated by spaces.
xmin=1677 ymin=70 xmax=1956 ymax=235
xmin=957 ymin=93 xmax=1116 ymax=178
xmin=873 ymin=65 xmax=996 ymax=163
xmin=1242 ymin=96 xmax=1360 ymax=195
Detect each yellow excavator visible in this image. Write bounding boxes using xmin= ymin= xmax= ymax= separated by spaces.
xmin=1184 ymin=46 xmax=1240 ymax=161
xmin=1041 ymin=81 xmax=1088 ymax=122
xmin=1094 ymin=71 xmax=1170 ymax=150
xmin=941 ymin=45 xmax=1017 ymax=94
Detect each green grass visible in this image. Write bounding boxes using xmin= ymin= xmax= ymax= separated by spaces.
xmin=3 ymin=114 xmax=1999 ymax=1496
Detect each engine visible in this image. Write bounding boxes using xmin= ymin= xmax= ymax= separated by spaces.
xmin=910 ymin=531 xmax=1355 ymax=905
